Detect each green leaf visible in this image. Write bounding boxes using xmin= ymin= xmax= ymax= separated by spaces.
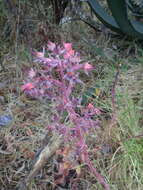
xmin=107 ymin=0 xmax=143 ymax=39
xmin=82 ymin=87 xmax=97 ymax=105
xmin=87 ymin=0 xmax=122 ymax=33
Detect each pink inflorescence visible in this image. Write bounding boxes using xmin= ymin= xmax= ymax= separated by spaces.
xmin=21 ymin=41 xmax=109 ymax=190
xmin=21 ymin=41 xmax=100 ymax=139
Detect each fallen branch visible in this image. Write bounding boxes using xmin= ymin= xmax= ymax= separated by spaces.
xmin=18 ymin=133 xmax=63 ymax=190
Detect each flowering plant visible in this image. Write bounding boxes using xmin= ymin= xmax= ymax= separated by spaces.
xmin=22 ymin=41 xmax=110 ymax=190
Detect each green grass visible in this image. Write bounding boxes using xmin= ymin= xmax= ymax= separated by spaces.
xmin=85 ymin=59 xmax=143 ymax=189
xmin=78 ymin=42 xmax=143 ymax=189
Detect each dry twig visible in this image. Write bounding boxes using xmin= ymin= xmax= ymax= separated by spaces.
xmin=18 ymin=133 xmax=63 ymax=190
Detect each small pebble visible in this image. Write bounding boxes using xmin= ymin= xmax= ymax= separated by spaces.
xmin=0 ymin=115 xmax=13 ymax=127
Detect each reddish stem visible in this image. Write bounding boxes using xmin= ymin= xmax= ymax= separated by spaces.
xmin=111 ymin=64 xmax=120 ymax=120
xmin=84 ymin=150 xmax=110 ymax=190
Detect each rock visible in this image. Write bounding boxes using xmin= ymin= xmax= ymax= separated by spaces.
xmin=0 ymin=115 xmax=13 ymax=127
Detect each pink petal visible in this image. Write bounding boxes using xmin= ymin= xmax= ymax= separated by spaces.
xmin=87 ymin=103 xmax=101 ymax=115
xmin=21 ymin=83 xmax=34 ymax=91
xmin=34 ymin=51 xmax=44 ymax=57
xmin=63 ymin=43 xmax=72 ymax=51
xmin=84 ymin=63 xmax=93 ymax=71
xmin=87 ymin=103 xmax=94 ymax=109
xmin=64 ymin=49 xmax=75 ymax=59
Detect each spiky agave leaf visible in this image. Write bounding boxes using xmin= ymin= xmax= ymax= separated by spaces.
xmin=128 ymin=0 xmax=143 ymax=14
xmin=131 ymin=0 xmax=143 ymax=7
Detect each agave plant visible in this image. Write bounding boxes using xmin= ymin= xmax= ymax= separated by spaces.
xmin=128 ymin=0 xmax=143 ymax=18
xmin=131 ymin=0 xmax=143 ymax=7
xmin=85 ymin=0 xmax=143 ymax=39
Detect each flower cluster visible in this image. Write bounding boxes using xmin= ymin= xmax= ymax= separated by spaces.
xmin=21 ymin=41 xmax=109 ymax=190
xmin=22 ymin=41 xmax=100 ymax=145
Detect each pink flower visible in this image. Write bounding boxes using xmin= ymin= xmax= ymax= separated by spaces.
xmin=34 ymin=51 xmax=44 ymax=57
xmin=63 ymin=43 xmax=75 ymax=59
xmin=83 ymin=63 xmax=93 ymax=71
xmin=64 ymin=49 xmax=75 ymax=59
xmin=21 ymin=83 xmax=35 ymax=91
xmin=63 ymin=43 xmax=72 ymax=51
xmin=87 ymin=103 xmax=101 ymax=115
xmin=87 ymin=103 xmax=94 ymax=109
